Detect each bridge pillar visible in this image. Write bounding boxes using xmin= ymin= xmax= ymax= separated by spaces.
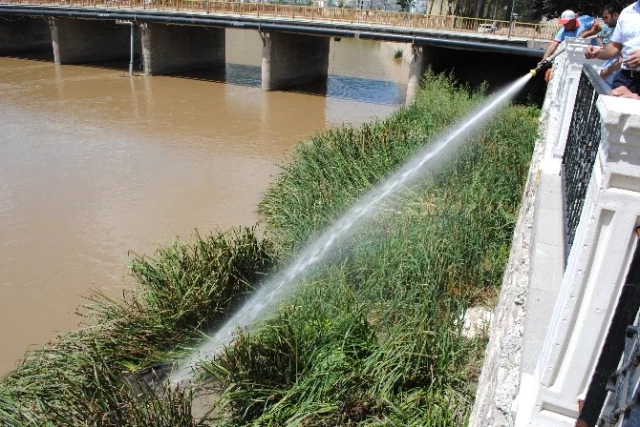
xmin=140 ymin=24 xmax=225 ymax=75
xmin=0 ymin=15 xmax=51 ymax=55
xmin=406 ymin=44 xmax=434 ymax=105
xmin=260 ymin=31 xmax=330 ymax=91
xmin=49 ymin=18 xmax=131 ymax=65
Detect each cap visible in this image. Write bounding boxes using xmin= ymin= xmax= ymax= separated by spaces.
xmin=559 ymin=10 xmax=576 ymax=25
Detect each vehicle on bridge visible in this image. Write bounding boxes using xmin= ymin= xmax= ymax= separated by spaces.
xmin=477 ymin=21 xmax=498 ymax=33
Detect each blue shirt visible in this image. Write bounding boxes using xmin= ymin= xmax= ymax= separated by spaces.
xmin=554 ymin=15 xmax=597 ymax=43
xmin=598 ymin=23 xmax=614 ymax=45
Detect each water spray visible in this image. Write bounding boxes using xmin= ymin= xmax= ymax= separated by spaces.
xmin=530 ymin=46 xmax=566 ymax=77
xmin=170 ymin=74 xmax=533 ymax=385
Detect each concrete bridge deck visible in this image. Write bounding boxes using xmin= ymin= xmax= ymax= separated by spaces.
xmin=0 ymin=1 xmax=552 ymax=55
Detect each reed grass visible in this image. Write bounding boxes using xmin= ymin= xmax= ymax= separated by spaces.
xmin=0 ymin=72 xmax=539 ymax=426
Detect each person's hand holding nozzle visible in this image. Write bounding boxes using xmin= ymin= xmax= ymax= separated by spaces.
xmin=530 ymin=59 xmax=550 ymax=77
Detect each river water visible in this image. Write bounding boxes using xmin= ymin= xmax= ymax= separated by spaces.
xmin=0 ymin=30 xmax=409 ymax=374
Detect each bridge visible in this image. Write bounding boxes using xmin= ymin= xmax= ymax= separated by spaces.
xmin=0 ymin=0 xmax=553 ymax=102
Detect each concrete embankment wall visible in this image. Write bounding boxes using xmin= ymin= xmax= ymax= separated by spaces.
xmin=468 ymin=78 xmax=552 ymax=427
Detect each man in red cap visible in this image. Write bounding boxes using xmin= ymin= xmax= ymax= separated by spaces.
xmin=542 ymin=10 xmax=601 ymax=62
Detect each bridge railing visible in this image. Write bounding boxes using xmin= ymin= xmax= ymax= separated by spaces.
xmin=513 ymin=38 xmax=640 ymax=424
xmin=1 ymin=0 xmax=557 ymax=40
xmin=561 ymin=64 xmax=610 ymax=255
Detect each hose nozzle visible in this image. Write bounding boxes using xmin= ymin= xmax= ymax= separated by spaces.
xmin=530 ymin=59 xmax=551 ymax=77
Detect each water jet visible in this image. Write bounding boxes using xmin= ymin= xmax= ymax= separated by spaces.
xmin=171 ymin=74 xmax=533 ymax=385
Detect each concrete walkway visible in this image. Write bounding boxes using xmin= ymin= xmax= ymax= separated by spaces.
xmin=521 ymin=161 xmax=565 ymax=376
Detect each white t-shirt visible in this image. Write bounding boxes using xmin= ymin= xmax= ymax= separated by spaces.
xmin=610 ymin=1 xmax=640 ymax=70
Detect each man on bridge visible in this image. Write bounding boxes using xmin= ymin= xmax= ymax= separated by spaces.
xmin=542 ymin=9 xmax=601 ymax=63
xmin=597 ymin=2 xmax=623 ymax=86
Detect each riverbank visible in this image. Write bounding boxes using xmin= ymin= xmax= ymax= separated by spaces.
xmin=0 ymin=72 xmax=539 ymax=425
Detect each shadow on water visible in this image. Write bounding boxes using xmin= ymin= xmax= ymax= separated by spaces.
xmin=172 ymin=63 xmax=406 ymax=105
xmin=77 ymin=56 xmax=143 ymax=73
xmin=296 ymin=75 xmax=405 ymax=106
xmin=3 ymin=49 xmax=54 ymax=62
xmin=171 ymin=64 xmax=258 ymax=88
xmin=0 ymin=53 xmax=405 ymax=105
xmin=3 ymin=53 xmax=144 ymax=74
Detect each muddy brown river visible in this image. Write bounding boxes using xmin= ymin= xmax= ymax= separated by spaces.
xmin=0 ymin=30 xmax=408 ymax=374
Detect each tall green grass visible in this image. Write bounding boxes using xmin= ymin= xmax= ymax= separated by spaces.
xmin=0 ymin=72 xmax=539 ymax=426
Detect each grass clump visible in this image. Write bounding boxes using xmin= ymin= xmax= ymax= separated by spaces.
xmin=0 ymin=228 xmax=274 ymax=425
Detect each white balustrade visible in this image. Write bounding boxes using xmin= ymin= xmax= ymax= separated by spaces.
xmin=516 ymin=51 xmax=640 ymax=425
